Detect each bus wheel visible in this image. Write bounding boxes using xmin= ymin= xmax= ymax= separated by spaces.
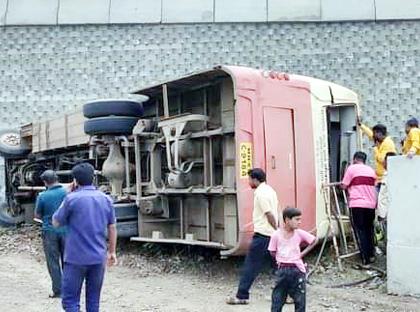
xmin=0 ymin=129 xmax=30 ymax=159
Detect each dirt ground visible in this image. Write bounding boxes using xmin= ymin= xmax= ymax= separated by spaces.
xmin=0 ymin=227 xmax=419 ymax=312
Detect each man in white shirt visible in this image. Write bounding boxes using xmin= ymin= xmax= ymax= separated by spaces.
xmin=377 ymin=152 xmax=396 ymax=248
xmin=226 ymin=168 xmax=279 ymax=305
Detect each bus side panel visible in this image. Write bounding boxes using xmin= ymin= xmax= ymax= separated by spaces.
xmin=259 ymin=79 xmax=316 ymax=232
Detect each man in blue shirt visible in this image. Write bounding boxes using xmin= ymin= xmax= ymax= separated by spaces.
xmin=35 ymin=170 xmax=67 ymax=298
xmin=53 ymin=163 xmax=117 ymax=312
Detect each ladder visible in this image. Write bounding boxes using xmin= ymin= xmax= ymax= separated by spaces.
xmin=310 ymin=182 xmax=359 ymax=274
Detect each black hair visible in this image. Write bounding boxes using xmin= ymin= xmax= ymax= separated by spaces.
xmin=72 ymin=163 xmax=94 ymax=186
xmin=282 ymin=207 xmax=302 ymax=222
xmin=40 ymin=170 xmax=58 ymax=184
xmin=372 ymin=124 xmax=387 ymax=136
xmin=406 ymin=117 xmax=419 ymax=128
xmin=248 ymin=168 xmax=266 ymax=183
xmin=385 ymin=152 xmax=397 ymax=160
xmin=353 ymin=151 xmax=367 ymax=163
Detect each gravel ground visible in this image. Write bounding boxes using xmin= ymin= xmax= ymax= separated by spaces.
xmin=0 ymin=226 xmax=419 ymax=312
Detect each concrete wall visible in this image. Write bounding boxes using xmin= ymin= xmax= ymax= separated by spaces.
xmin=0 ymin=22 xmax=418 ymax=138
xmin=0 ymin=21 xmax=419 ymax=201
xmin=0 ymin=0 xmax=420 ymax=26
xmin=387 ymin=157 xmax=420 ymax=296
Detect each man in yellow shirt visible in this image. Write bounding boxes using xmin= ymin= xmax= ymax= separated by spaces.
xmin=226 ymin=168 xmax=278 ymax=305
xmin=358 ymin=120 xmax=396 ymax=184
xmin=403 ymin=118 xmax=420 ymax=158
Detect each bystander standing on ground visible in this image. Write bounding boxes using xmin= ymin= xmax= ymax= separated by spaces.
xmin=226 ymin=168 xmax=279 ymax=305
xmin=34 ymin=170 xmax=67 ymax=298
xmin=402 ymin=117 xmax=420 ymax=158
xmin=358 ymin=118 xmax=396 ymax=188
xmin=341 ymin=152 xmax=378 ymax=266
xmin=377 ymin=152 xmax=397 ymax=246
xmin=269 ymin=207 xmax=318 ymax=312
xmin=52 ymin=163 xmax=117 ymax=312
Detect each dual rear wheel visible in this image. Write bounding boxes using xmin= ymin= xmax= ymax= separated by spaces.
xmin=83 ymin=98 xmax=148 ymax=135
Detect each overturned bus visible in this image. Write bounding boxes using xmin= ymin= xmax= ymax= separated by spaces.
xmin=0 ymin=66 xmax=360 ymax=256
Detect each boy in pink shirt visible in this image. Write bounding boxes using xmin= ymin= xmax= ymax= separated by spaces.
xmin=341 ymin=151 xmax=377 ymax=266
xmin=268 ymin=207 xmax=318 ymax=312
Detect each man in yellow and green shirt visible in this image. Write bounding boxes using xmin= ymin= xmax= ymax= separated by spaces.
xmin=358 ymin=121 xmax=396 ymax=183
xmin=402 ymin=117 xmax=420 ymax=158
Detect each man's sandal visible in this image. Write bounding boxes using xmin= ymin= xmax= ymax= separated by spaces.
xmin=225 ymin=296 xmax=249 ymax=305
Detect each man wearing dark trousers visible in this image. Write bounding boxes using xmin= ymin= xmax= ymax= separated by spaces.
xmin=341 ymin=152 xmax=378 ymax=266
xmin=53 ymin=163 xmax=117 ymax=312
xmin=226 ymin=168 xmax=279 ymax=305
xmin=35 ymin=170 xmax=67 ymax=298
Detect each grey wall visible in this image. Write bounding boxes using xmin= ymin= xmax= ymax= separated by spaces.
xmin=0 ymin=21 xmax=419 ymax=200
xmin=1 ymin=0 xmax=420 ymax=26
xmin=1 ymin=22 xmax=419 ymax=136
xmin=388 ymin=157 xmax=420 ymax=296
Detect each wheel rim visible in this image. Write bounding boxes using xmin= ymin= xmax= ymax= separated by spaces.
xmin=0 ymin=133 xmax=21 ymax=148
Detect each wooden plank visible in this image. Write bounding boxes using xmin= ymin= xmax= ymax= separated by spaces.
xmin=45 ymin=121 xmax=49 ymax=150
xmin=67 ymin=111 xmax=85 ymax=125
xmin=40 ymin=123 xmax=47 ymax=151
xmin=130 ymin=236 xmax=226 ymax=249
xmin=64 ymin=114 xmax=69 ymax=147
xmin=31 ymin=123 xmax=40 ymax=153
xmin=223 ymin=195 xmax=238 ymax=246
xmin=48 ymin=116 xmax=67 ymax=150
xmin=30 ymin=111 xmax=89 ymax=152
xmin=68 ymin=136 xmax=89 ymax=146
xmin=20 ymin=123 xmax=33 ymax=138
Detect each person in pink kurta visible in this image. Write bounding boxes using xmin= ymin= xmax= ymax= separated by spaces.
xmin=341 ymin=151 xmax=378 ymax=266
xmin=268 ymin=207 xmax=318 ymax=312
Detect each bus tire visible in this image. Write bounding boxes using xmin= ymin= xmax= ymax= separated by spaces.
xmin=84 ymin=116 xmax=140 ymax=135
xmin=0 ymin=129 xmax=30 ymax=159
xmin=0 ymin=202 xmax=24 ymax=227
xmin=83 ymin=99 xmax=147 ymax=118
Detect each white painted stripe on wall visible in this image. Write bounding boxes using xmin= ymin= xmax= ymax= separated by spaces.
xmin=1 ymin=0 xmax=420 ymax=26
